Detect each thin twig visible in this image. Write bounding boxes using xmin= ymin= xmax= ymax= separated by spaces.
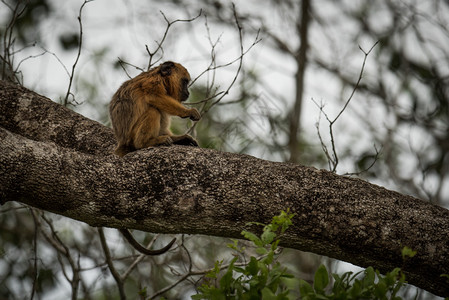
xmin=187 ymin=4 xmax=261 ymax=136
xmin=333 ymin=42 xmax=378 ymax=123
xmin=314 ymin=41 xmax=378 ymax=172
xmin=63 ymin=0 xmax=93 ymax=107
xmin=1 ymin=0 xmax=26 ymax=83
xmin=98 ymin=228 xmax=126 ymax=300
xmin=344 ymin=144 xmax=382 ymax=176
xmin=150 ymin=238 xmax=192 ymax=298
xmin=145 ymin=10 xmax=202 ymax=70
xmin=38 ymin=213 xmax=81 ymax=300
xmin=117 ymin=57 xmax=144 ymax=78
xmin=30 ymin=209 xmax=39 ymax=300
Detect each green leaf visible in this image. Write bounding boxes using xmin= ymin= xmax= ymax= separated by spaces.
xmin=401 ymin=246 xmax=417 ymax=259
xmin=227 ymin=239 xmax=240 ymax=251
xmin=256 ymin=246 xmax=269 ymax=255
xmin=364 ymin=267 xmax=375 ymax=286
xmin=234 ymin=266 xmax=246 ymax=274
xmin=261 ymin=230 xmax=277 ymax=245
xmin=247 ymin=256 xmax=259 ymax=276
xmin=313 ymin=264 xmax=329 ymax=293
xmin=374 ymin=281 xmax=388 ymax=298
xmin=271 ymin=239 xmax=280 ymax=251
xmin=241 ymin=230 xmax=263 ymax=247
xmin=261 ymin=249 xmax=274 ymax=265
xmin=246 ymin=221 xmax=266 ymax=227
xmin=261 ymin=287 xmax=277 ymax=299
xmin=349 ymin=279 xmax=362 ymax=297
xmin=219 ymin=257 xmax=238 ymax=290
xmin=385 ymin=268 xmax=401 ymax=286
xmin=299 ymin=279 xmax=314 ymax=296
xmin=205 ymin=260 xmax=222 ymax=279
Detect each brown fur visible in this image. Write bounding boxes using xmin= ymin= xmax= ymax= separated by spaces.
xmin=109 ymin=61 xmax=200 ymax=157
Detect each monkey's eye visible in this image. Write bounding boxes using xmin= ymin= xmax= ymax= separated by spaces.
xmin=182 ymin=78 xmax=190 ymax=86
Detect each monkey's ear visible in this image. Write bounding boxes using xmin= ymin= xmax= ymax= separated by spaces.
xmin=159 ymin=61 xmax=175 ymax=77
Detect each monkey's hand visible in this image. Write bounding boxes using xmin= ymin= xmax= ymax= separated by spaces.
xmin=186 ymin=136 xmax=199 ymax=146
xmin=187 ymin=108 xmax=201 ymax=121
xmin=155 ymin=135 xmax=173 ymax=146
xmin=172 ymin=135 xmax=199 ymax=147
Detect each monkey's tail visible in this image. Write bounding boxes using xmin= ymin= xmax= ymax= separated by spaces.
xmin=119 ymin=229 xmax=176 ymax=255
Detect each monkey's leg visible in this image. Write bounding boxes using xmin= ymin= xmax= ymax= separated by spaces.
xmin=132 ymin=109 xmax=173 ymax=149
xmin=171 ymin=134 xmax=199 ymax=146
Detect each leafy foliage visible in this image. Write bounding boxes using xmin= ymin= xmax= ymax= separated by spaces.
xmin=299 ymin=266 xmax=408 ymax=300
xmin=193 ymin=211 xmax=416 ymax=300
xmin=193 ymin=210 xmax=296 ymax=299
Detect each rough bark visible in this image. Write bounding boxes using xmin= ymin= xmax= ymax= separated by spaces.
xmin=0 ymin=80 xmax=448 ymax=297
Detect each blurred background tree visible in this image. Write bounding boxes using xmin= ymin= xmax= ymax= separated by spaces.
xmin=1 ymin=0 xmax=448 ymax=299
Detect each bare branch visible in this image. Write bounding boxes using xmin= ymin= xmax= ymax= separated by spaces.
xmin=36 ymin=213 xmax=81 ymax=300
xmin=117 ymin=57 xmax=144 ymax=78
xmin=98 ymin=228 xmax=126 ymax=300
xmin=145 ymin=9 xmax=202 ymax=70
xmin=343 ymin=144 xmax=382 ymax=176
xmin=1 ymin=0 xmax=26 ymax=83
xmin=30 ymin=209 xmax=39 ymax=300
xmin=62 ymin=0 xmax=93 ymax=107
xmin=314 ymin=41 xmax=378 ymax=172
xmin=150 ymin=239 xmax=193 ymax=298
xmin=189 ymin=4 xmax=261 ymax=118
xmin=333 ymin=42 xmax=378 ymax=123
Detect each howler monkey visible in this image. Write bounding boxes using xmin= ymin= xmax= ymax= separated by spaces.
xmin=109 ymin=61 xmax=200 ymax=255
xmin=109 ymin=61 xmax=200 ymax=157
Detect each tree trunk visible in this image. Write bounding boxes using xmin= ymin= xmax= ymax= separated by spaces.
xmin=288 ymin=0 xmax=311 ymax=163
xmin=0 ymin=80 xmax=448 ymax=297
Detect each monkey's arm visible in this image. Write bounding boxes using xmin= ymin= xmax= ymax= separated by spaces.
xmin=145 ymin=94 xmax=200 ymax=121
xmin=119 ymin=229 xmax=176 ymax=255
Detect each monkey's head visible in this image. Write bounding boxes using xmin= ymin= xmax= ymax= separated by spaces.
xmin=158 ymin=61 xmax=191 ymax=102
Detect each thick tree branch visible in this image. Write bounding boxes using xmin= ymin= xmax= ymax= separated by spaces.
xmin=0 ymin=80 xmax=448 ymax=297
